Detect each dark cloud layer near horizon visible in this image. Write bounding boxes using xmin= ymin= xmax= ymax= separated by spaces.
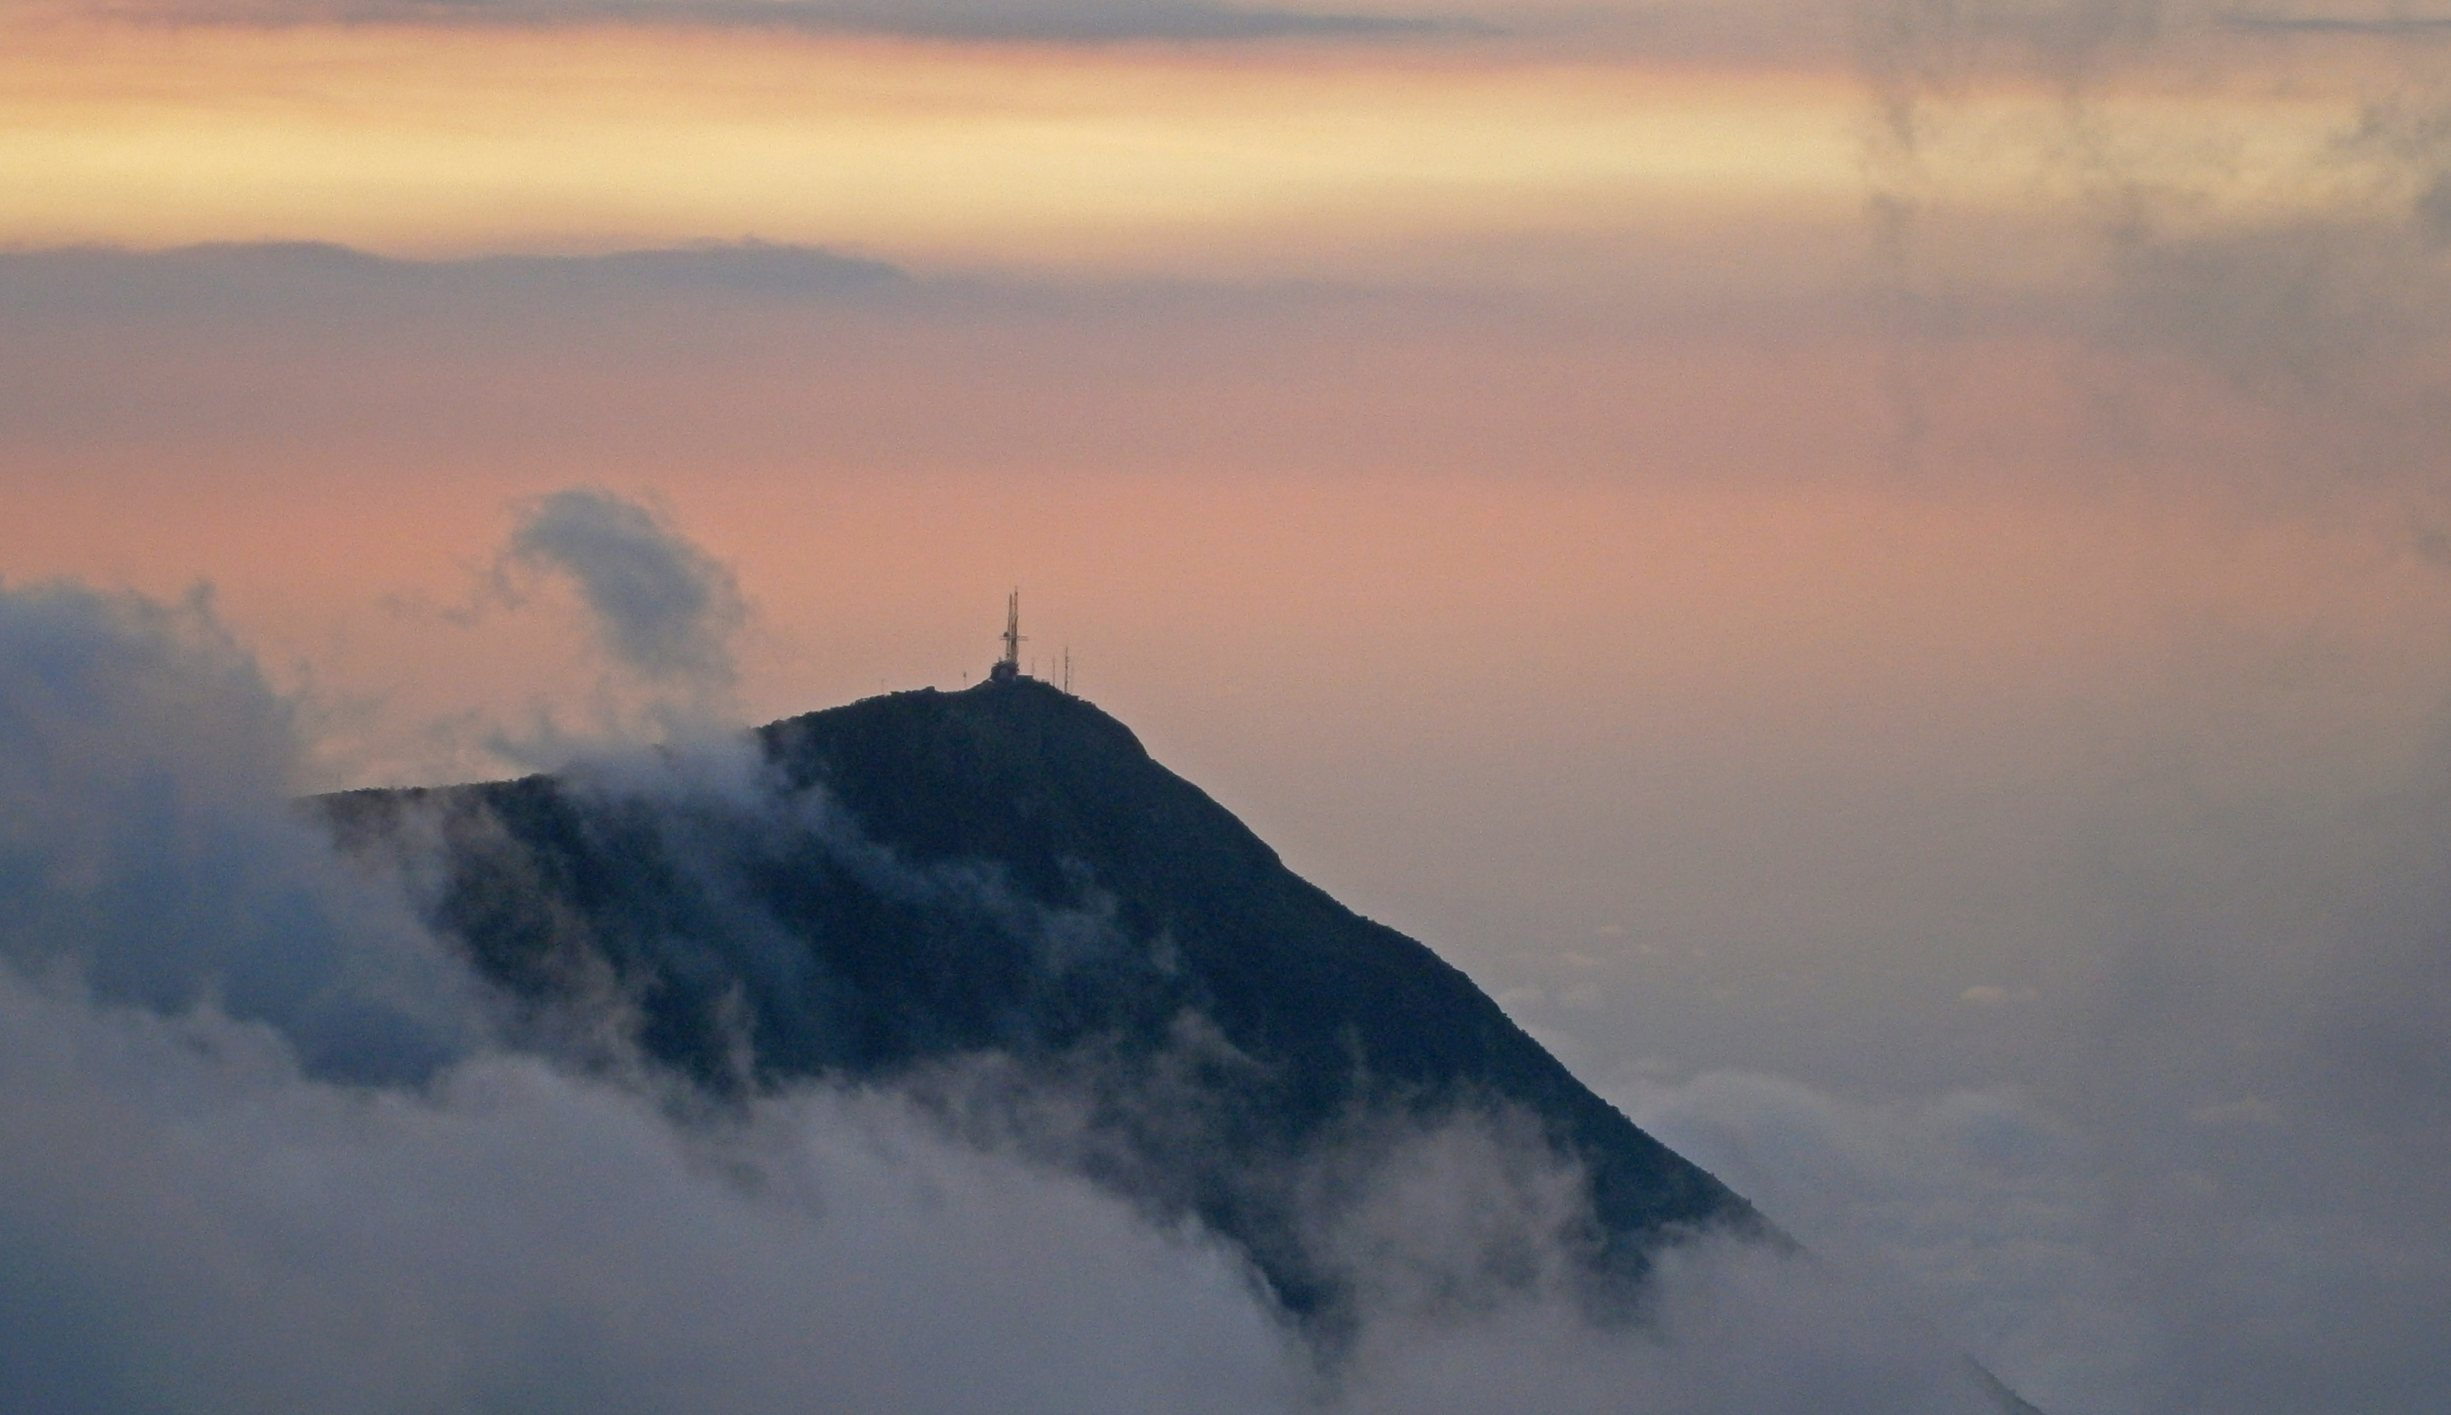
xmin=12 ymin=235 xmax=2446 ymax=500
xmin=2224 ymin=12 xmax=2451 ymax=38
xmin=0 ymin=241 xmax=908 ymax=312
xmin=0 ymin=238 xmax=1923 ymax=495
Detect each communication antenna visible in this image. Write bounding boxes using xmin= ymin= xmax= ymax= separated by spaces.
xmin=1062 ymin=646 xmax=1073 ymax=694
xmin=991 ymin=588 xmax=1025 ymax=682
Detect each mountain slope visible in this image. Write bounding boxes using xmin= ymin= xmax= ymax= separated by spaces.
xmin=324 ymin=677 xmax=1763 ymax=1322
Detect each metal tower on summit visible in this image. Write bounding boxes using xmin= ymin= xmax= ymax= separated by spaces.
xmin=990 ymin=589 xmax=1026 ymax=683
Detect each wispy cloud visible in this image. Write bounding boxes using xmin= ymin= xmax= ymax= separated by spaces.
xmin=503 ymin=487 xmax=747 ymax=693
xmin=1849 ymin=0 xmax=2451 ymax=486
xmin=2223 ymin=11 xmax=2451 ymax=38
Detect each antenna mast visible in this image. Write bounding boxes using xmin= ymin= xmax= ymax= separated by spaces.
xmin=991 ymin=588 xmax=1025 ymax=682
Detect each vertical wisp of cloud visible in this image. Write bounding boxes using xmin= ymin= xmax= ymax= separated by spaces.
xmin=498 ymin=485 xmax=750 ymax=740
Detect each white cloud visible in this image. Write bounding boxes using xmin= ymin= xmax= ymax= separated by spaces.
xmin=0 ymin=575 xmax=2023 ymax=1413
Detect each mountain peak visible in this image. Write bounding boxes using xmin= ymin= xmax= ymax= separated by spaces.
xmin=327 ymin=683 xmax=1763 ymax=1322
xmin=757 ymin=679 xmax=1280 ymax=912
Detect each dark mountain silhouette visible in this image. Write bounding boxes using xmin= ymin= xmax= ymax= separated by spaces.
xmin=322 ymin=678 xmax=1770 ymax=1329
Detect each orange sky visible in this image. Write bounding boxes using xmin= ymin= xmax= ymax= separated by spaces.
xmin=5 ymin=0 xmax=2449 ymax=1091
xmin=0 ymin=13 xmax=2394 ymax=277
xmin=0 ymin=24 xmax=1829 ymax=255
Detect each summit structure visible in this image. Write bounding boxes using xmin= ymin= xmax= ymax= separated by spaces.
xmin=990 ymin=588 xmax=1025 ymax=683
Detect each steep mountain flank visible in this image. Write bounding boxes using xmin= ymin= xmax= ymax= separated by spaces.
xmin=324 ymin=678 xmax=1765 ymax=1324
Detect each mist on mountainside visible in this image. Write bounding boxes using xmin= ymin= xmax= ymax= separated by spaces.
xmin=0 ymin=571 xmax=2024 ymax=1414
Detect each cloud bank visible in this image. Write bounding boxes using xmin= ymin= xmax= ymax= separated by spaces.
xmin=1590 ymin=667 xmax=2451 ymax=1412
xmin=0 ymin=582 xmax=475 ymax=1083
xmin=0 ymin=575 xmax=2014 ymax=1413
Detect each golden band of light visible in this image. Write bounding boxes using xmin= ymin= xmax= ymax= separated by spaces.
xmin=0 ymin=21 xmax=1903 ymax=267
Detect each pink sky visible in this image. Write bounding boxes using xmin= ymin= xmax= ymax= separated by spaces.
xmin=7 ymin=3 xmax=2451 ymax=1405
